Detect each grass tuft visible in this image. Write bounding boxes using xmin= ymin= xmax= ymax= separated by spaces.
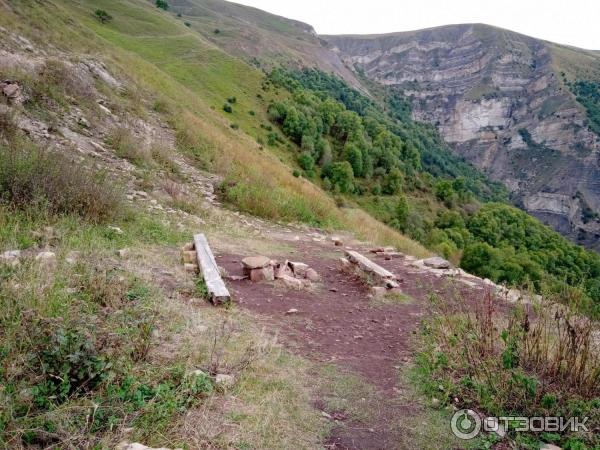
xmin=0 ymin=138 xmax=122 ymax=223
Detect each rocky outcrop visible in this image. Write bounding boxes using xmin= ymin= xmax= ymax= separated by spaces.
xmin=324 ymin=24 xmax=600 ymax=250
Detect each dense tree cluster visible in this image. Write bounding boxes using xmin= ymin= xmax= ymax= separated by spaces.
xmin=434 ymin=204 xmax=600 ymax=314
xmin=267 ymin=68 xmax=506 ymax=200
xmin=570 ymin=80 xmax=600 ymax=135
xmin=265 ymin=68 xmax=600 ymax=316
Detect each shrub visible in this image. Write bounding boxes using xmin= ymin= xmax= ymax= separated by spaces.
xmin=223 ymin=103 xmax=233 ymax=113
xmin=230 ymin=123 xmax=239 ymax=130
xmin=29 ymin=59 xmax=93 ymax=106
xmin=435 ymin=180 xmax=456 ymax=206
xmin=266 ymin=131 xmax=281 ymax=146
xmin=226 ymin=97 xmax=237 ymax=104
xmin=151 ymin=144 xmax=180 ymax=175
xmin=214 ymin=28 xmax=220 ymax=34
xmin=0 ymin=140 xmax=122 ymax=222
xmin=94 ymin=9 xmax=113 ymax=23
xmin=416 ymin=291 xmax=600 ymax=448
xmin=0 ymin=108 xmax=18 ymax=142
xmin=33 ymin=326 xmax=109 ymax=406
xmin=297 ymin=152 xmax=314 ymax=172
xmin=325 ymin=161 xmax=354 ymax=193
xmin=155 ymin=0 xmax=168 ymax=10
xmin=382 ymin=167 xmax=403 ymax=195
xmin=106 ymin=127 xmax=151 ymax=166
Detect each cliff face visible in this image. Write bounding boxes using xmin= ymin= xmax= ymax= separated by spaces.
xmin=324 ymin=24 xmax=600 ymax=250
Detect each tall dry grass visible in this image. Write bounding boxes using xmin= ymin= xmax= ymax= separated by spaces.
xmin=418 ymin=288 xmax=599 ymax=446
xmin=0 ymin=138 xmax=122 ymax=223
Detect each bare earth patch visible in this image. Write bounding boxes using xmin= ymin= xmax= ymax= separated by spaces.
xmin=214 ymin=237 xmax=490 ymax=449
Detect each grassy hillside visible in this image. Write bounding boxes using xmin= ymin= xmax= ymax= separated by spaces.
xmin=166 ymin=0 xmax=361 ymax=87
xmin=0 ymin=1 xmax=431 ymax=446
xmin=3 ymin=0 xmax=599 ymax=306
xmin=22 ymin=0 xmax=423 ymax=255
xmin=0 ymin=2 xmax=598 ymax=448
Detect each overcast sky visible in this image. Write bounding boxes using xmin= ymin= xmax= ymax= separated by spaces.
xmin=232 ymin=0 xmax=600 ymax=50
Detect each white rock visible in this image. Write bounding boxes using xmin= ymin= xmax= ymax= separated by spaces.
xmin=35 ymin=251 xmax=56 ymax=263
xmin=288 ymin=261 xmax=308 ymax=277
xmin=116 ymin=442 xmax=183 ymax=450
xmin=423 ymin=257 xmax=451 ymax=269
xmin=305 ymin=268 xmax=320 ymax=282
xmin=241 ymin=255 xmax=271 ymax=270
xmin=0 ymin=250 xmax=21 ymax=266
xmin=280 ymin=274 xmax=303 ymax=289
xmin=540 ymin=444 xmax=561 ymax=450
xmin=215 ymin=373 xmax=235 ymax=387
xmin=182 ymin=250 xmax=196 ymax=264
xmin=331 ymin=236 xmax=343 ymax=246
xmin=184 ymin=263 xmax=198 ymax=273
xmin=108 ymin=226 xmax=124 ymax=235
xmin=285 ymin=308 xmax=299 ymax=315
xmin=371 ymin=286 xmax=387 ymax=298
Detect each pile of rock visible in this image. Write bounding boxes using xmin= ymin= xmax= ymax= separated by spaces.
xmin=369 ymin=246 xmax=405 ymax=260
xmin=1 ymin=80 xmax=23 ymax=104
xmin=241 ymin=256 xmax=319 ymax=289
xmin=181 ymin=241 xmax=198 ymax=273
xmin=0 ymin=249 xmax=57 ymax=268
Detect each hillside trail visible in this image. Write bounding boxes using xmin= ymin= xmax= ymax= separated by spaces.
xmin=206 ymin=227 xmax=496 ymax=449
xmin=121 ymin=148 xmax=498 ymax=449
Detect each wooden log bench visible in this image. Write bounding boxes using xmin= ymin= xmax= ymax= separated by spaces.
xmin=193 ymin=233 xmax=231 ymax=304
xmin=345 ymin=250 xmax=399 ymax=288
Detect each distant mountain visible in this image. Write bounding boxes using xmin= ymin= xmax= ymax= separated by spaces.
xmin=323 ymin=24 xmax=600 ymax=249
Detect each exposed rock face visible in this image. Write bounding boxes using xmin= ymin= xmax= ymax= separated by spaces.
xmin=324 ymin=24 xmax=600 ymax=250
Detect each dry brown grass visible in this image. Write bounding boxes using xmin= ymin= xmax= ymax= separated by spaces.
xmin=106 ymin=127 xmax=152 ymax=166
xmin=419 ymin=288 xmax=599 ymax=446
xmin=0 ymin=138 xmax=122 ymax=223
xmin=342 ymin=208 xmax=431 ymax=258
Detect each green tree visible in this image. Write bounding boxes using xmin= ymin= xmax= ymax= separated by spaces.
xmin=391 ymin=194 xmax=409 ymax=231
xmin=382 ymin=168 xmax=403 ymax=195
xmin=327 ymin=161 xmax=354 ymax=193
xmin=297 ymin=152 xmax=314 ymax=172
xmin=156 ymin=0 xmax=168 ymax=10
xmin=435 ymin=180 xmax=456 ymax=206
xmin=344 ymin=142 xmax=364 ymax=177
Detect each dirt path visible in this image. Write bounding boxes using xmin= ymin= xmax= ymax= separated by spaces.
xmin=215 ymin=238 xmax=492 ymax=449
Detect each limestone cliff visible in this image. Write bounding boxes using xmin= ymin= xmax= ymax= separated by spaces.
xmin=324 ymin=24 xmax=600 ymax=250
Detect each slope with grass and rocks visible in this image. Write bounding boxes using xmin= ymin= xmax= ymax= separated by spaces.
xmin=0 ymin=1 xmax=598 ymax=449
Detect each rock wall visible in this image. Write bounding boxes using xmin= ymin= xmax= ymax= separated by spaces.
xmin=324 ymin=24 xmax=600 ymax=250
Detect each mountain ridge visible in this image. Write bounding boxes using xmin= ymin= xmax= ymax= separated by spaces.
xmin=322 ymin=22 xmax=600 ymax=250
